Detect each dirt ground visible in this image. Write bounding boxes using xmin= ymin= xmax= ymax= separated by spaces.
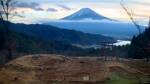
xmin=0 ymin=54 xmax=149 ymax=84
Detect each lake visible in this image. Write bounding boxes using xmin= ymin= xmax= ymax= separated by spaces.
xmin=73 ymin=40 xmax=131 ymax=49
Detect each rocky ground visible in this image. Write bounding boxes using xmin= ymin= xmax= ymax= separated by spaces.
xmin=0 ymin=54 xmax=149 ymax=84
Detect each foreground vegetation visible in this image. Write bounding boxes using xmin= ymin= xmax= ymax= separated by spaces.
xmin=0 ymin=54 xmax=149 ymax=84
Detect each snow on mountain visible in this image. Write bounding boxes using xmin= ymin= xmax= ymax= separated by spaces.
xmin=62 ymin=8 xmax=111 ymax=20
xmin=41 ymin=8 xmax=145 ymax=39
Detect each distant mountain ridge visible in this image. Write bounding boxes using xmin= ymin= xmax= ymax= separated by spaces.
xmin=43 ymin=8 xmax=145 ymax=39
xmin=44 ymin=21 xmax=145 ymax=39
xmin=62 ymin=8 xmax=111 ymax=20
xmin=8 ymin=22 xmax=116 ymax=45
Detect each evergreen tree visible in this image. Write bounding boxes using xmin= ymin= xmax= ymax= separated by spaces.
xmin=129 ymin=19 xmax=150 ymax=62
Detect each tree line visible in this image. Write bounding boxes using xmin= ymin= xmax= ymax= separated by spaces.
xmin=129 ymin=20 xmax=150 ymax=62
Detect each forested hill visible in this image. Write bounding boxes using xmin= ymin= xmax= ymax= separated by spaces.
xmin=0 ymin=20 xmax=116 ymax=64
xmin=8 ymin=22 xmax=116 ymax=45
xmin=0 ymin=25 xmax=101 ymax=64
xmin=129 ymin=25 xmax=150 ymax=59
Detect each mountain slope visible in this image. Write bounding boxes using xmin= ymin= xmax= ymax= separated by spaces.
xmin=9 ymin=22 xmax=116 ymax=45
xmin=42 ymin=8 xmax=145 ymax=39
xmin=44 ymin=21 xmax=145 ymax=39
xmin=0 ymin=29 xmax=87 ymax=56
xmin=62 ymin=8 xmax=110 ymax=20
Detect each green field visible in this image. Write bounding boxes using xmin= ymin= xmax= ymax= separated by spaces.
xmin=107 ymin=70 xmax=150 ymax=84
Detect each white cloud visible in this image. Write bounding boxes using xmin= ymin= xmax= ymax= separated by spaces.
xmin=12 ymin=0 xmax=150 ymax=25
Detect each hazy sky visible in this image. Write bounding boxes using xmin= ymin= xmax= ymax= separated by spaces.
xmin=12 ymin=0 xmax=150 ymax=24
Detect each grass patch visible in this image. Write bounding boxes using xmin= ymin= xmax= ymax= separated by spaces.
xmin=106 ymin=72 xmax=150 ymax=84
xmin=107 ymin=72 xmax=141 ymax=84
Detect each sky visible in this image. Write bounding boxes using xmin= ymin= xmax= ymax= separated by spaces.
xmin=11 ymin=0 xmax=150 ymax=25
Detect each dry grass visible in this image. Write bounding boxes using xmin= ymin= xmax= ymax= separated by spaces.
xmin=0 ymin=54 xmax=149 ymax=84
xmin=0 ymin=54 xmax=109 ymax=84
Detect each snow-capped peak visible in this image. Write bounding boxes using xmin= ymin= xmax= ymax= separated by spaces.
xmin=62 ymin=8 xmax=111 ymax=20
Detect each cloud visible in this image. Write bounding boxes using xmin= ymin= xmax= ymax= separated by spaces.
xmin=47 ymin=8 xmax=58 ymax=12
xmin=12 ymin=0 xmax=150 ymax=25
xmin=15 ymin=2 xmax=44 ymax=11
xmin=120 ymin=0 xmax=150 ymax=5
xmin=34 ymin=8 xmax=44 ymax=11
xmin=57 ymin=4 xmax=72 ymax=10
xmin=15 ymin=2 xmax=39 ymax=8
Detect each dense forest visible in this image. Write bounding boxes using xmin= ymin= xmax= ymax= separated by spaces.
xmin=129 ymin=21 xmax=150 ymax=61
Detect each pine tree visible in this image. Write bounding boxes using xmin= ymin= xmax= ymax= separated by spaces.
xmin=129 ymin=19 xmax=150 ymax=62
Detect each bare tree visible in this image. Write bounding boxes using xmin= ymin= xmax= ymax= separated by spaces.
xmin=0 ymin=0 xmax=18 ymax=20
xmin=120 ymin=0 xmax=150 ymax=63
xmin=120 ymin=0 xmax=142 ymax=34
xmin=0 ymin=0 xmax=18 ymax=62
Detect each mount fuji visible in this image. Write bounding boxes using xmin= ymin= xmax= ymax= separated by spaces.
xmin=62 ymin=8 xmax=111 ymax=20
xmin=42 ymin=8 xmax=145 ymax=39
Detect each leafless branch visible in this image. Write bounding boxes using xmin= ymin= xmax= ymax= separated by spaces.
xmin=0 ymin=11 xmax=3 ymax=20
xmin=148 ymin=17 xmax=150 ymax=28
xmin=0 ymin=0 xmax=18 ymax=21
xmin=120 ymin=0 xmax=141 ymax=34
xmin=0 ymin=0 xmax=19 ymax=61
xmin=0 ymin=0 xmax=7 ymax=19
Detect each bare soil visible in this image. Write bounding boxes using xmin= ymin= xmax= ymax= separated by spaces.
xmin=0 ymin=54 xmax=149 ymax=84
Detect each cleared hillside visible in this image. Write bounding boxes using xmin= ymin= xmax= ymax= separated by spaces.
xmin=0 ymin=54 xmax=108 ymax=84
xmin=0 ymin=54 xmax=149 ymax=84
